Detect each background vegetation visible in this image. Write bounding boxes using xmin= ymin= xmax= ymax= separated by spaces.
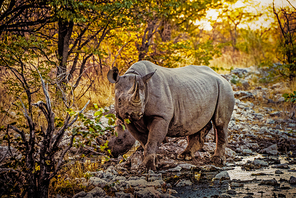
xmin=0 ymin=0 xmax=295 ymax=197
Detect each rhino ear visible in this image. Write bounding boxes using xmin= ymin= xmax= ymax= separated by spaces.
xmin=142 ymin=69 xmax=156 ymax=84
xmin=107 ymin=67 xmax=119 ymax=83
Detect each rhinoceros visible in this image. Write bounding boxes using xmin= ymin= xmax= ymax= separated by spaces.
xmin=107 ymin=60 xmax=235 ymax=170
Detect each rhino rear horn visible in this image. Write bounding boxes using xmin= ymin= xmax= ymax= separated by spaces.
xmin=107 ymin=67 xmax=119 ymax=83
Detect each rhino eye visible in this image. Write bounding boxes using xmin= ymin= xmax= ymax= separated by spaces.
xmin=116 ymin=138 xmax=123 ymax=144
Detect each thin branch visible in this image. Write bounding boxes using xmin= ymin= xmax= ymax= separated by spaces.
xmin=286 ymin=0 xmax=296 ymax=10
xmin=76 ymin=79 xmax=94 ymax=101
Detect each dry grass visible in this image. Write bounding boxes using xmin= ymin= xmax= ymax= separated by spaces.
xmin=74 ymin=76 xmax=114 ymax=110
xmin=48 ymin=159 xmax=101 ymax=198
xmin=209 ymin=51 xmax=258 ymax=74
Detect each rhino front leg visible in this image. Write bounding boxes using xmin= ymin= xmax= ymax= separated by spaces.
xmin=142 ymin=117 xmax=168 ymax=170
xmin=178 ymin=121 xmax=212 ymax=160
xmin=126 ymin=122 xmax=148 ymax=148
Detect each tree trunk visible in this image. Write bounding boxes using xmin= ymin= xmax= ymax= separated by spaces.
xmin=27 ymin=180 xmax=49 ymax=198
xmin=57 ymin=19 xmax=74 ymax=88
xmin=38 ymin=180 xmax=50 ymax=198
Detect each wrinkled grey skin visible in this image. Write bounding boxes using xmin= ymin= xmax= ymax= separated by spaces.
xmin=108 ymin=120 xmax=136 ymax=157
xmin=107 ymin=61 xmax=235 ymax=170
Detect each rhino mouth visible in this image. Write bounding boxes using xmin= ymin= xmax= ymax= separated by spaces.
xmin=130 ymin=112 xmax=143 ymax=121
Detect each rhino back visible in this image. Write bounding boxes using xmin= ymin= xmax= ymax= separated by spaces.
xmin=127 ymin=61 xmax=232 ymax=136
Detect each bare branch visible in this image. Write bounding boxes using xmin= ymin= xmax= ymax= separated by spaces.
xmin=50 ymin=100 xmax=89 ymax=152
xmin=48 ymin=134 xmax=75 ymax=180
xmin=67 ymin=100 xmax=90 ymax=128
xmin=111 ymin=40 xmax=131 ymax=68
xmin=30 ymin=64 xmax=52 ymax=113
xmin=8 ymin=125 xmax=28 ymax=148
xmin=18 ymin=97 xmax=34 ymax=131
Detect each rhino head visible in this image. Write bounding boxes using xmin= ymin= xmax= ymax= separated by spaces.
xmin=107 ymin=67 xmax=155 ymax=122
xmin=108 ymin=121 xmax=136 ymax=157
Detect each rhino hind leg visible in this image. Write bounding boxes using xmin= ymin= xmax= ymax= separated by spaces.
xmin=211 ymin=124 xmax=227 ymax=165
xmin=211 ymin=82 xmax=235 ymax=165
xmin=177 ymin=121 xmax=212 ymax=161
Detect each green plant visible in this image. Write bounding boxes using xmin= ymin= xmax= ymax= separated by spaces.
xmin=230 ymin=75 xmax=240 ymax=84
xmin=283 ymin=91 xmax=296 ymax=103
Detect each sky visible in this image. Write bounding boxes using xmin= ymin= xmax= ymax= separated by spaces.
xmin=196 ymin=0 xmax=296 ymax=30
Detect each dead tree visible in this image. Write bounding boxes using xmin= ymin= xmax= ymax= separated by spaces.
xmin=0 ymin=68 xmax=89 ymax=198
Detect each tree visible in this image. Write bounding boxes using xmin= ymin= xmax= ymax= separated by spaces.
xmin=209 ymin=0 xmax=262 ymax=57
xmin=273 ymin=0 xmax=296 ymax=80
xmin=129 ymin=0 xmax=217 ymax=65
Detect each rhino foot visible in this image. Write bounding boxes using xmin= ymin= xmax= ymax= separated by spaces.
xmin=177 ymin=151 xmax=193 ymax=161
xmin=211 ymin=155 xmax=226 ymax=165
xmin=140 ymin=154 xmax=156 ymax=171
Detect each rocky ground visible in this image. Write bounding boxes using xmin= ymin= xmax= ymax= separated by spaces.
xmin=64 ymin=67 xmax=296 ymax=198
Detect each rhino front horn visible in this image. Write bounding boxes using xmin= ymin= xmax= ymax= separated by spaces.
xmin=130 ymin=78 xmax=140 ymax=104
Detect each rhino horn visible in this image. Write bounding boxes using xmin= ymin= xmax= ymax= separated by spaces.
xmin=128 ymin=76 xmax=137 ymax=94
xmin=130 ymin=77 xmax=140 ymax=104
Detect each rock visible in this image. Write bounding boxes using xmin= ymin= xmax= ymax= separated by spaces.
xmin=178 ymin=163 xmax=196 ymax=170
xmin=147 ymin=180 xmax=164 ymax=188
xmin=159 ymin=166 xmax=182 ymax=173
xmin=230 ymin=182 xmax=244 ymax=187
xmin=72 ymin=191 xmax=87 ymax=198
xmin=213 ymin=171 xmax=230 ymax=181
xmin=289 ymin=176 xmax=296 ymax=184
xmin=226 ymin=190 xmax=236 ymax=195
xmin=126 ymin=179 xmax=148 ymax=187
xmin=260 ymin=178 xmax=278 ymax=186
xmin=56 ymin=194 xmax=63 ymax=198
xmin=266 ymin=119 xmax=275 ymax=124
xmin=242 ymin=149 xmax=253 ymax=155
xmin=271 ymin=82 xmax=283 ymax=89
xmin=115 ymin=191 xmax=134 ymax=198
xmin=253 ymin=159 xmax=268 ymax=167
xmin=271 ymin=164 xmax=290 ymax=169
xmin=275 ymin=170 xmax=284 ymax=174
xmin=245 ymin=143 xmax=259 ymax=149
xmin=233 ymin=91 xmax=254 ymax=100
xmin=220 ymin=193 xmax=231 ymax=198
xmin=130 ymin=151 xmax=143 ymax=170
xmin=167 ymin=189 xmax=178 ymax=194
xmin=134 ymin=187 xmax=162 ymax=198
xmin=231 ymin=68 xmax=250 ymax=77
xmin=277 ymin=97 xmax=285 ymax=103
xmin=88 ymin=187 xmax=107 ymax=197
xmin=270 ymin=111 xmax=281 ymax=117
xmin=261 ymin=144 xmax=278 ymax=155
xmin=88 ymin=177 xmax=108 ymax=188
xmin=175 ymin=179 xmax=192 ymax=187
xmin=225 ymin=148 xmax=236 ymax=158
xmin=201 ymin=165 xmax=223 ymax=172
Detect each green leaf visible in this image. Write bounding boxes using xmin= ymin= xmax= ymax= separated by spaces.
xmin=124 ymin=118 xmax=131 ymax=124
xmin=94 ymin=110 xmax=103 ymax=117
xmin=94 ymin=103 xmax=98 ymax=109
